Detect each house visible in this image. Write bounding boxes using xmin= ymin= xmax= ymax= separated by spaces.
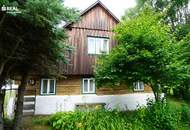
xmin=23 ymin=1 xmax=154 ymax=115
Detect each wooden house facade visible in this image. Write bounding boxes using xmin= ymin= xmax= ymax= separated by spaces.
xmin=22 ymin=1 xmax=153 ymax=115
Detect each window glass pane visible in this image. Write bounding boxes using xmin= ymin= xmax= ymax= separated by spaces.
xmin=88 ymin=38 xmax=96 ymax=54
xmin=83 ymin=80 xmax=88 ymax=93
xmin=96 ymin=38 xmax=102 ymax=54
xmin=42 ymin=80 xmax=48 ymax=94
xmin=139 ymin=82 xmax=144 ymax=90
xmin=102 ymin=39 xmax=108 ymax=53
xmin=49 ymin=80 xmax=55 ymax=93
xmin=89 ymin=80 xmax=95 ymax=92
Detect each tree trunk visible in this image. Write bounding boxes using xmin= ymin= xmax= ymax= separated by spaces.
xmin=0 ymin=92 xmax=4 ymax=130
xmin=13 ymin=73 xmax=29 ymax=130
xmin=151 ymin=83 xmax=161 ymax=102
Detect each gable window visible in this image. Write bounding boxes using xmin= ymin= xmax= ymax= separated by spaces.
xmin=133 ymin=81 xmax=144 ymax=91
xmin=87 ymin=36 xmax=109 ymax=54
xmin=41 ymin=79 xmax=56 ymax=95
xmin=82 ymin=78 xmax=96 ymax=94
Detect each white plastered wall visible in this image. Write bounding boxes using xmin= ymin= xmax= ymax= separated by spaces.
xmin=34 ymin=93 xmax=155 ymax=115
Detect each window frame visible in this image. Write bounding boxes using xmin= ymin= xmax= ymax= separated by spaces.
xmin=87 ymin=36 xmax=109 ymax=55
xmin=40 ymin=78 xmax=56 ymax=95
xmin=82 ymin=78 xmax=96 ymax=94
xmin=133 ymin=81 xmax=144 ymax=92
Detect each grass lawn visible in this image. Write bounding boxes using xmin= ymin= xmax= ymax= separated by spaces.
xmin=167 ymin=97 xmax=190 ymax=130
xmin=23 ymin=116 xmax=50 ymax=130
xmin=22 ymin=97 xmax=190 ymax=130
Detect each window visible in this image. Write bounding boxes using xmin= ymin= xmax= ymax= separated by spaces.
xmin=82 ymin=78 xmax=96 ymax=94
xmin=133 ymin=81 xmax=144 ymax=91
xmin=41 ymin=79 xmax=56 ymax=95
xmin=65 ymin=49 xmax=72 ymax=65
xmin=87 ymin=36 xmax=109 ymax=54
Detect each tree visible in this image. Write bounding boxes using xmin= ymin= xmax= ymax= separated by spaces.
xmin=172 ymin=33 xmax=190 ymax=100
xmin=123 ymin=0 xmax=190 ymax=31
xmin=95 ymin=9 xmax=178 ymax=102
xmin=123 ymin=0 xmax=190 ymax=100
xmin=0 ymin=0 xmax=79 ymax=129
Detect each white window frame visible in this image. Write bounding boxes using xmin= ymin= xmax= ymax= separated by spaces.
xmin=87 ymin=36 xmax=109 ymax=54
xmin=40 ymin=79 xmax=56 ymax=95
xmin=82 ymin=78 xmax=96 ymax=94
xmin=133 ymin=81 xmax=144 ymax=92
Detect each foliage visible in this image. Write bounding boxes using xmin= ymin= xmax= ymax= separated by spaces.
xmin=121 ymin=0 xmax=190 ymax=101
xmin=172 ymin=33 xmax=190 ymax=101
xmin=95 ymin=9 xmax=178 ymax=101
xmin=48 ymin=110 xmax=132 ymax=130
xmin=123 ymin=0 xmax=190 ymax=30
xmin=0 ymin=0 xmax=79 ymax=77
xmin=181 ymin=105 xmax=190 ymax=125
xmin=136 ymin=99 xmax=181 ymax=130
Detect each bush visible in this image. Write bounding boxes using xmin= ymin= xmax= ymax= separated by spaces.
xmin=173 ymin=85 xmax=190 ymax=101
xmin=136 ymin=99 xmax=181 ymax=130
xmin=49 ymin=110 xmax=132 ymax=130
xmin=181 ymin=105 xmax=190 ymax=124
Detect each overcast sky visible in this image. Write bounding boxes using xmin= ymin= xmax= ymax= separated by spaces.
xmin=64 ymin=0 xmax=136 ymax=19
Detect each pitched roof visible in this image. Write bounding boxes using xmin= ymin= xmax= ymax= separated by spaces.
xmin=64 ymin=0 xmax=119 ymax=28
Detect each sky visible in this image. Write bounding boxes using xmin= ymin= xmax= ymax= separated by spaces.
xmin=64 ymin=0 xmax=136 ymax=19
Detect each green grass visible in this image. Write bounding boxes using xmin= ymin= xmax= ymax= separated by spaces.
xmin=167 ymin=97 xmax=190 ymax=130
xmin=168 ymin=97 xmax=190 ymax=109
xmin=23 ymin=116 xmax=50 ymax=130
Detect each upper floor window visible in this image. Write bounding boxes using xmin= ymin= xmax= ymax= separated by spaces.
xmin=41 ymin=79 xmax=56 ymax=95
xmin=133 ymin=81 xmax=144 ymax=91
xmin=87 ymin=36 xmax=109 ymax=54
xmin=82 ymin=78 xmax=96 ymax=94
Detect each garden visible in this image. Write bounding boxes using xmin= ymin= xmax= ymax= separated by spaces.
xmin=21 ymin=97 xmax=190 ymax=130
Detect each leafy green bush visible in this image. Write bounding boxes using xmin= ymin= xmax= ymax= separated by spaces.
xmin=181 ymin=105 xmax=190 ymax=124
xmin=31 ymin=99 xmax=190 ymax=130
xmin=136 ymin=99 xmax=181 ymax=130
xmin=173 ymin=85 xmax=190 ymax=101
xmin=48 ymin=110 xmax=132 ymax=130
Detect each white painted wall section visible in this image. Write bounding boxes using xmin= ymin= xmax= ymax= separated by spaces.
xmin=34 ymin=93 xmax=155 ymax=115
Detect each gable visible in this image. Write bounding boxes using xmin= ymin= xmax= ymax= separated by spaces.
xmin=66 ymin=3 xmax=119 ymax=31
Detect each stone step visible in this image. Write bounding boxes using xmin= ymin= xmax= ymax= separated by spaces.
xmin=24 ymin=96 xmax=35 ymax=102
xmin=23 ymin=104 xmax=35 ymax=110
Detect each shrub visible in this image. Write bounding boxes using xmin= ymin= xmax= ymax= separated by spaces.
xmin=181 ymin=105 xmax=190 ymax=124
xmin=173 ymin=85 xmax=190 ymax=101
xmin=48 ymin=110 xmax=132 ymax=130
xmin=136 ymin=99 xmax=181 ymax=130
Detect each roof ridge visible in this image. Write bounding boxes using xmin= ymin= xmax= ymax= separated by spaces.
xmin=64 ymin=0 xmax=119 ymax=28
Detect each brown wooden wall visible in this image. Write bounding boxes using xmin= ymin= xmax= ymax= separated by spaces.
xmin=62 ymin=4 xmax=118 ymax=75
xmin=24 ymin=76 xmax=152 ymax=96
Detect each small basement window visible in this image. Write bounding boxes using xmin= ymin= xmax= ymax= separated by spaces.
xmin=82 ymin=78 xmax=95 ymax=94
xmin=41 ymin=79 xmax=56 ymax=95
xmin=87 ymin=36 xmax=109 ymax=54
xmin=133 ymin=81 xmax=144 ymax=91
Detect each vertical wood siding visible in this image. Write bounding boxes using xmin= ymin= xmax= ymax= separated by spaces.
xmin=62 ymin=5 xmax=118 ymax=75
